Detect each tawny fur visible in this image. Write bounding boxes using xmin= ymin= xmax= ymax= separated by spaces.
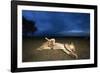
xmin=37 ymin=37 xmax=78 ymax=59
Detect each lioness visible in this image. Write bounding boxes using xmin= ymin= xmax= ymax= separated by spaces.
xmin=37 ymin=37 xmax=78 ymax=59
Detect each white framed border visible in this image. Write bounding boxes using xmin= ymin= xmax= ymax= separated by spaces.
xmin=17 ymin=5 xmax=94 ymax=68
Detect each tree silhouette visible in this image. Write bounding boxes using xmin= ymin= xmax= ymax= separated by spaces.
xmin=22 ymin=16 xmax=37 ymax=36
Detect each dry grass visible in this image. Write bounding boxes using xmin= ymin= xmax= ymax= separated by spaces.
xmin=22 ymin=37 xmax=90 ymax=62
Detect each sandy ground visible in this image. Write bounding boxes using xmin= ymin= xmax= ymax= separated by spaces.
xmin=22 ymin=37 xmax=90 ymax=62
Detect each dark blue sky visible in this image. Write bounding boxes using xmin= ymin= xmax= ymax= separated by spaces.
xmin=22 ymin=10 xmax=90 ymax=37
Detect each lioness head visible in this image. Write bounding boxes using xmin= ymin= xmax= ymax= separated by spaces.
xmin=45 ymin=37 xmax=55 ymax=48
